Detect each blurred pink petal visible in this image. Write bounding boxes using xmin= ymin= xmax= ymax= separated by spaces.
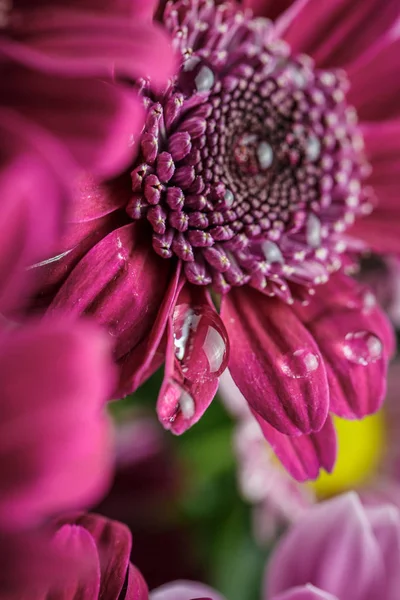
xmin=150 ymin=581 xmax=225 ymax=600
xmin=271 ymin=586 xmax=338 ymax=600
xmin=266 ymin=494 xmax=386 ymax=600
xmin=0 ymin=320 xmax=115 ymax=529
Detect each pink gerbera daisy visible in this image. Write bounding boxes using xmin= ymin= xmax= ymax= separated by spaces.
xmin=33 ymin=0 xmax=398 ymax=479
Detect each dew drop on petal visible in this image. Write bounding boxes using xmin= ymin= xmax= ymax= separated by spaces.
xmin=342 ymin=331 xmax=383 ymax=366
xmin=280 ymin=349 xmax=320 ymax=379
xmin=262 ymin=240 xmax=284 ymax=264
xmin=307 ymin=213 xmax=322 ymax=248
xmin=195 ymin=65 xmax=215 ymax=92
xmin=224 ymin=188 xmax=234 ymax=207
xmin=173 ymin=303 xmax=229 ymax=380
xmin=179 ymin=388 xmax=196 ymax=419
xmin=257 ymin=141 xmax=274 ymax=169
xmin=306 ymin=135 xmax=321 ymax=161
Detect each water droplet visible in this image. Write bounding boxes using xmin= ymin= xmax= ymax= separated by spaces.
xmin=287 ymin=65 xmax=307 ymax=89
xmin=262 ymin=240 xmax=284 ymax=264
xmin=179 ymin=57 xmax=215 ymax=96
xmin=233 ymin=134 xmax=274 ymax=175
xmin=342 ymin=331 xmax=383 ymax=366
xmin=257 ymin=141 xmax=274 ymax=169
xmin=195 ymin=65 xmax=215 ymax=92
xmin=183 ymin=56 xmax=201 ymax=72
xmin=179 ymin=388 xmax=195 ymax=419
xmin=280 ymin=349 xmax=320 ymax=379
xmin=173 ymin=304 xmax=229 ymax=380
xmin=307 ymin=213 xmax=322 ymax=248
xmin=306 ymin=135 xmax=321 ymax=161
xmin=224 ymin=188 xmax=234 ymax=207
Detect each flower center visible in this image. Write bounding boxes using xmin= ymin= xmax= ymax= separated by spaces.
xmin=127 ymin=0 xmax=372 ymax=300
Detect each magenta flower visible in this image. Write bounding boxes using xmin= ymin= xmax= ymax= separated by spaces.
xmin=266 ymin=493 xmax=400 ymax=600
xmin=0 ymin=319 xmax=115 ymax=530
xmin=34 ymin=0 xmax=397 ymax=477
xmin=18 ymin=512 xmax=222 ymax=600
xmin=0 ymin=0 xmax=175 ymax=309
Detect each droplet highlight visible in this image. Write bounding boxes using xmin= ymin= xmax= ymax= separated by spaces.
xmin=280 ymin=349 xmax=320 ymax=379
xmin=173 ymin=304 xmax=229 ymax=381
xmin=262 ymin=240 xmax=284 ymax=264
xmin=307 ymin=213 xmax=322 ymax=248
xmin=342 ymin=331 xmax=383 ymax=366
xmin=195 ymin=65 xmax=215 ymax=92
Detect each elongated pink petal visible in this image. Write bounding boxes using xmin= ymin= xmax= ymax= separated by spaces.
xmin=2 ymin=62 xmax=144 ymax=178
xmin=150 ymin=581 xmax=225 ymax=600
xmin=275 ymin=0 xmax=400 ymax=69
xmin=157 ymin=284 xmax=228 ymax=434
xmin=0 ymin=107 xmax=75 ymax=310
xmin=242 ymin=0 xmax=294 ymax=21
xmin=272 ymin=586 xmax=339 ymax=600
xmin=294 ymin=273 xmax=393 ymax=419
xmin=60 ymin=513 xmax=132 ymax=600
xmin=266 ymin=494 xmax=384 ymax=600
xmin=221 ymin=287 xmax=329 ymax=435
xmin=347 ymin=34 xmax=400 ymax=121
xmin=365 ymin=504 xmax=400 ymax=600
xmin=118 ymin=263 xmax=182 ymax=396
xmin=125 ymin=564 xmax=149 ymax=600
xmin=50 ymin=524 xmax=101 ymax=599
xmin=0 ymin=320 xmax=115 ymax=528
xmin=252 ymin=411 xmax=336 ymax=482
xmin=4 ymin=13 xmax=176 ymax=86
xmin=349 ymin=216 xmax=400 ymax=254
xmin=48 ymin=223 xmax=174 ymax=362
xmin=14 ymin=0 xmax=158 ymax=18
xmin=70 ymin=175 xmax=131 ymax=223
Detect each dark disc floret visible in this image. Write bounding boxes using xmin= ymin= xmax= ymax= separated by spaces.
xmin=126 ymin=0 xmax=372 ymax=302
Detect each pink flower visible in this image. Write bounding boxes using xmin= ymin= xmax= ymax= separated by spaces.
xmin=266 ymin=493 xmax=400 ymax=600
xmin=11 ymin=512 xmax=223 ymax=600
xmin=0 ymin=0 xmax=176 ymax=309
xmin=20 ymin=494 xmax=400 ymax=599
xmin=31 ymin=0 xmax=397 ymax=477
xmin=0 ymin=319 xmax=115 ymax=530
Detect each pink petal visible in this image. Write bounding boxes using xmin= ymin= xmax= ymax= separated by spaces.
xmin=242 ymin=0 xmax=294 ymax=21
xmin=29 ymin=213 xmax=126 ymax=313
xmin=48 ymin=223 xmax=174 ymax=363
xmin=50 ymin=524 xmax=101 ymax=599
xmin=252 ymin=411 xmax=336 ymax=482
xmin=266 ymin=494 xmax=384 ymax=600
xmin=118 ymin=263 xmax=182 ymax=396
xmin=150 ymin=581 xmax=225 ymax=600
xmin=349 ymin=216 xmax=400 ymax=254
xmin=0 ymin=108 xmax=75 ymax=311
xmin=125 ymin=564 xmax=150 ymax=600
xmin=0 ymin=320 xmax=115 ymax=528
xmin=294 ymin=273 xmax=394 ymax=419
xmin=157 ymin=284 xmax=229 ymax=434
xmin=4 ymin=12 xmax=176 ymax=86
xmin=365 ymin=504 xmax=400 ymax=600
xmin=347 ymin=34 xmax=400 ymax=121
xmin=61 ymin=513 xmax=132 ymax=600
xmin=221 ymin=287 xmax=329 ymax=436
xmin=2 ymin=61 xmax=144 ymax=178
xmin=70 ymin=174 xmax=131 ymax=223
xmin=276 ymin=0 xmax=400 ymax=69
xmin=272 ymin=586 xmax=338 ymax=600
